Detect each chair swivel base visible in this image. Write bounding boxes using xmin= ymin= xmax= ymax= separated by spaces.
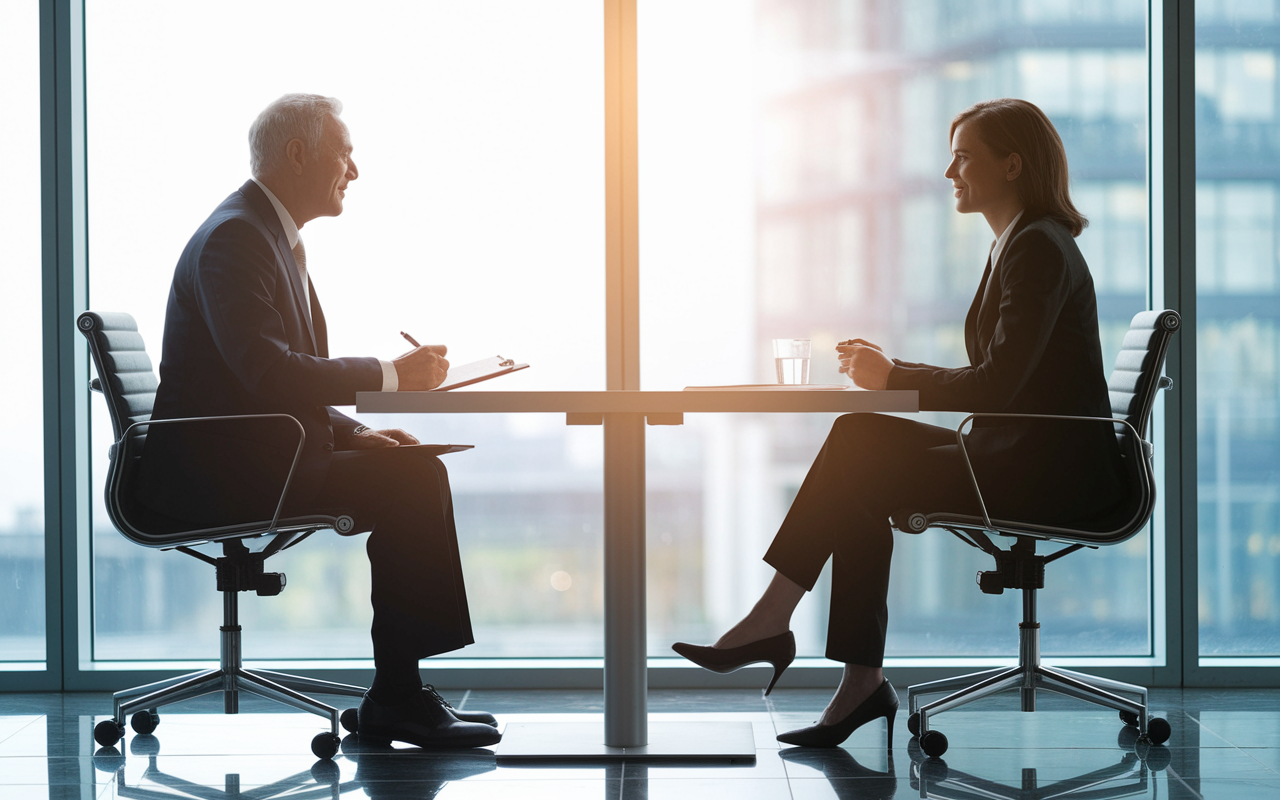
xmin=92 ymin=592 xmax=367 ymax=760
xmin=904 ymin=588 xmax=1170 ymax=759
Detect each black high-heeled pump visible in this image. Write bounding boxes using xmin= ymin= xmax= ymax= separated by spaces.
xmin=671 ymin=631 xmax=795 ymax=695
xmin=776 ymin=679 xmax=898 ymax=748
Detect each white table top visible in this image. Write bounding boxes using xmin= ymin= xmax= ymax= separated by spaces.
xmin=355 ymin=389 xmax=918 ymax=415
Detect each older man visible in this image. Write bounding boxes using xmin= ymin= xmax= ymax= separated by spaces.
xmin=137 ymin=94 xmax=500 ymax=749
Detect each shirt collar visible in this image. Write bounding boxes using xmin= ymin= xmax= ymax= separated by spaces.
xmin=990 ymin=209 xmax=1025 ymax=272
xmin=251 ymin=177 xmax=300 ymax=249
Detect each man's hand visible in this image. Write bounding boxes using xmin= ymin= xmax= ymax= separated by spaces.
xmin=393 ymin=344 xmax=450 ymax=391
xmin=837 ymin=339 xmax=894 ymax=391
xmin=349 ymin=427 xmax=421 ymax=449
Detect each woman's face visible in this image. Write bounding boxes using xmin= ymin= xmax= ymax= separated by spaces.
xmin=944 ymin=121 xmax=1021 ymax=217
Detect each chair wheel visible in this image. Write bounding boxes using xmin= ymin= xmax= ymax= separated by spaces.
xmin=1146 ymin=716 xmax=1171 ymax=745
xmin=907 ymin=712 xmax=920 ymax=737
xmin=94 ymin=720 xmax=125 ymax=748
xmin=340 ymin=707 xmax=360 ymax=733
xmin=311 ymin=732 xmax=341 ymax=760
xmin=920 ymin=729 xmax=949 ymax=758
xmin=131 ymin=710 xmax=159 ymax=735
xmin=1119 ymin=710 xmax=1139 ymax=727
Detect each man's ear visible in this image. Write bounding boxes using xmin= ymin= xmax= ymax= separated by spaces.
xmin=1006 ymin=152 xmax=1023 ymax=182
xmin=285 ymin=138 xmax=307 ymax=175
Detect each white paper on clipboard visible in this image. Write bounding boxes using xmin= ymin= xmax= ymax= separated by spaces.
xmin=434 ymin=356 xmax=530 ymax=391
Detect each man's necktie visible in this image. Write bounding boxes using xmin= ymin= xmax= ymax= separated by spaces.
xmin=292 ymin=239 xmax=311 ymax=319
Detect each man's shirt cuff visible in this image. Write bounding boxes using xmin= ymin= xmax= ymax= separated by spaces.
xmin=379 ymin=360 xmax=399 ymax=392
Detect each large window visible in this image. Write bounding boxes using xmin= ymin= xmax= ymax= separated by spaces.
xmin=640 ymin=0 xmax=1153 ymax=658
xmin=0 ymin=0 xmax=1246 ymax=683
xmin=86 ymin=1 xmax=605 ymax=660
xmin=0 ymin=0 xmax=46 ymax=664
xmin=1196 ymin=2 xmax=1280 ymax=658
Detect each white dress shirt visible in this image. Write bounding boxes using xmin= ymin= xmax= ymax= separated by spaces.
xmin=251 ymin=178 xmax=398 ymax=391
xmin=989 ymin=209 xmax=1025 ymax=273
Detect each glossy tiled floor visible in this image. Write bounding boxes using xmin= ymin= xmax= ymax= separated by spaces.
xmin=3 ymin=686 xmax=1278 ymax=799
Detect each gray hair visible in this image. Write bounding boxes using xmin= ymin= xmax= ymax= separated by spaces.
xmin=248 ymin=94 xmax=343 ymax=179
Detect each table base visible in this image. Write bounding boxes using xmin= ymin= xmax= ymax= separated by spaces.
xmin=494 ymin=721 xmax=757 ymax=761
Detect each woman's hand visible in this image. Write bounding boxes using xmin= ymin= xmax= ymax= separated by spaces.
xmin=837 ymin=339 xmax=894 ymax=391
xmin=348 ymin=428 xmax=420 ymax=449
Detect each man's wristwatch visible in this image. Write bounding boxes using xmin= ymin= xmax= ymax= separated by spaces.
xmin=353 ymin=425 xmax=371 ymax=436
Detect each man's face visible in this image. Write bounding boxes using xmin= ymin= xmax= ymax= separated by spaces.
xmin=304 ymin=115 xmax=358 ymax=219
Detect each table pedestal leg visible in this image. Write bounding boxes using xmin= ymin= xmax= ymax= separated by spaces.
xmin=604 ymin=412 xmax=646 ymax=748
xmin=493 ymin=411 xmax=753 ymax=761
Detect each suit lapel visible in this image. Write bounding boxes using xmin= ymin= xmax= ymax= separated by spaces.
xmin=973 ymin=213 xmax=1035 ymax=355
xmin=276 ymin=229 xmax=319 ymax=355
xmin=310 ymin=279 xmax=329 ymax=358
xmin=965 ymin=258 xmax=991 ymax=366
xmin=239 ymin=180 xmax=319 ymax=355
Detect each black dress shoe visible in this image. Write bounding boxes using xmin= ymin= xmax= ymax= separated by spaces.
xmin=423 ymin=684 xmax=498 ymax=727
xmin=671 ymin=631 xmax=795 ymax=695
xmin=777 ymin=679 xmax=898 ymax=748
xmin=357 ymin=693 xmax=502 ymax=749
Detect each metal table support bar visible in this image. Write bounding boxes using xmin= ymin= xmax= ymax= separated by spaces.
xmin=604 ymin=413 xmax=647 ymax=747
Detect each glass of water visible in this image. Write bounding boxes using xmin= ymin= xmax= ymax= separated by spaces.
xmin=772 ymin=338 xmax=811 ymax=385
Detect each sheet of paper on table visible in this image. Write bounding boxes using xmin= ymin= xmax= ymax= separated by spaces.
xmin=682 ymin=384 xmax=851 ymax=391
xmin=435 ymin=356 xmax=530 ymax=391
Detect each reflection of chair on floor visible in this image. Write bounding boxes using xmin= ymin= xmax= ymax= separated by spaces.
xmin=93 ymin=735 xmax=356 ymax=800
xmin=907 ymin=746 xmax=1171 ymax=800
xmin=80 ymin=311 xmax=366 ymax=759
xmin=894 ymin=310 xmax=1181 ymax=758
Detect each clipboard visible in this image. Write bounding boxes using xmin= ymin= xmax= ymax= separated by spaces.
xmin=434 ymin=355 xmax=530 ymax=391
xmin=396 ymin=443 xmax=474 ymax=455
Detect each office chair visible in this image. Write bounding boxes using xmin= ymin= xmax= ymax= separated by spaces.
xmin=79 ymin=310 xmax=367 ymax=760
xmin=893 ymin=309 xmax=1180 ymax=759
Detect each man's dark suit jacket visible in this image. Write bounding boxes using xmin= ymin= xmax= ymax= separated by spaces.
xmin=887 ymin=213 xmax=1126 ymax=520
xmin=138 ymin=180 xmax=384 ymax=524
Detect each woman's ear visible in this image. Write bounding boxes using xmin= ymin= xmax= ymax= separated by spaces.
xmin=1006 ymin=152 xmax=1023 ymax=182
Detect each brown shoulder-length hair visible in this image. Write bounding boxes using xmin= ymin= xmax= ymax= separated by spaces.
xmin=950 ymin=98 xmax=1088 ymax=237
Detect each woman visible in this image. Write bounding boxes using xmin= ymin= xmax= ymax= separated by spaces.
xmin=673 ymin=98 xmax=1127 ymax=748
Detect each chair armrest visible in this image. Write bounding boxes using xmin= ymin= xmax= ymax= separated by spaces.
xmin=953 ymin=413 xmax=1144 ymax=531
xmin=118 ymin=414 xmax=306 ymax=534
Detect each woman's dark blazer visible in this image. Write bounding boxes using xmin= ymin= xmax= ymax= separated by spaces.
xmin=886 ymin=213 xmax=1125 ymax=522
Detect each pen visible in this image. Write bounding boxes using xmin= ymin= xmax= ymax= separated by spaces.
xmin=400 ymin=331 xmax=421 ymax=348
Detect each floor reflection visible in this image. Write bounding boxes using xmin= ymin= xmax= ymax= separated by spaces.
xmin=91 ymin=733 xmax=519 ymax=800
xmin=903 ymin=738 xmax=1171 ymax=799
xmin=342 ymin=735 xmax=502 ymax=799
xmin=779 ymin=748 xmax=898 ymax=798
xmin=11 ymin=692 xmax=1280 ymax=800
xmin=94 ymin=734 xmax=361 ymax=800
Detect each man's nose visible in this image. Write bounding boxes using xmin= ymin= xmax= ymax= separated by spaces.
xmin=348 ymin=158 xmax=359 ymax=180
